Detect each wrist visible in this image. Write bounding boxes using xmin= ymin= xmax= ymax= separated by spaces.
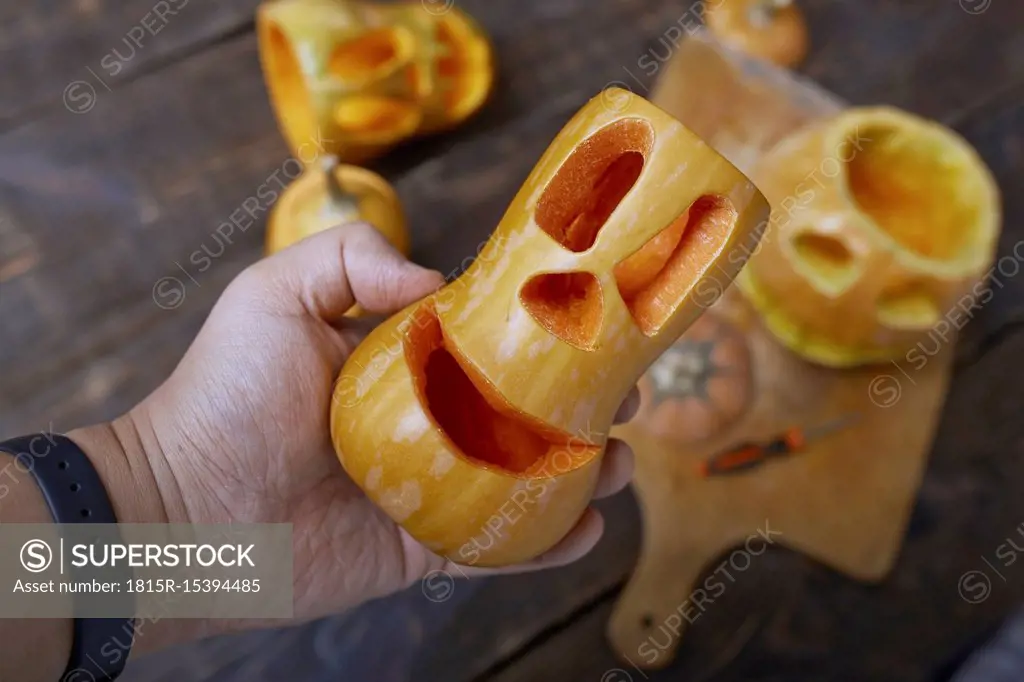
xmin=66 ymin=411 xmax=189 ymax=526
xmin=64 ymin=417 xmax=244 ymax=654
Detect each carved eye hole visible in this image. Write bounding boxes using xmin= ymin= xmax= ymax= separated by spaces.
xmin=877 ymin=282 xmax=941 ymax=330
xmin=329 ymin=28 xmax=409 ymax=83
xmin=614 ymin=195 xmax=737 ymax=337
xmin=789 ymin=231 xmax=862 ymax=297
xmin=520 ymin=272 xmax=603 ymax=351
xmin=535 ymin=119 xmax=654 ymax=252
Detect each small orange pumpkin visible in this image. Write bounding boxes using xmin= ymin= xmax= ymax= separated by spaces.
xmin=257 ymin=0 xmax=494 ymax=165
xmin=704 ymin=0 xmax=808 ymax=68
xmin=637 ymin=312 xmax=752 ymax=445
xmin=265 ymin=155 xmax=408 ymax=256
xmin=329 ymin=89 xmax=769 ymax=566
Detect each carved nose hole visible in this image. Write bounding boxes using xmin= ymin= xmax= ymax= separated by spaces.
xmin=520 ymin=271 xmax=604 ymax=350
xmin=790 ymin=231 xmax=862 ymax=297
xmin=535 ymin=118 xmax=654 ymax=252
xmin=615 ymin=195 xmax=737 ymax=337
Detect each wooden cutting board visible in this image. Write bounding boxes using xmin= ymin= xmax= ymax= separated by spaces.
xmin=607 ymin=32 xmax=958 ymax=669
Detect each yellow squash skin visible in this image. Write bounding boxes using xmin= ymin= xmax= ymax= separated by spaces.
xmin=257 ymin=0 xmax=494 ymax=165
xmin=738 ymin=106 xmax=1001 ymax=367
xmin=265 ymin=162 xmax=408 ymax=256
xmin=331 ymin=89 xmax=770 ymax=567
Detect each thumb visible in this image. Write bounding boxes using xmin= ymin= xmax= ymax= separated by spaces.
xmin=244 ymin=222 xmax=444 ymax=322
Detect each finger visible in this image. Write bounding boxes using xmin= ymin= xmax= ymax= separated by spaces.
xmin=242 ymin=222 xmax=444 ymax=323
xmin=449 ymin=508 xmax=605 ymax=578
xmin=592 ymin=438 xmax=634 ymax=499
xmin=613 ymin=385 xmax=641 ymax=424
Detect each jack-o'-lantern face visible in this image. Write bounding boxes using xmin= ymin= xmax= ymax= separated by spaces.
xmin=257 ymin=0 xmax=494 ymax=164
xmin=739 ymin=107 xmax=1001 ymax=366
xmin=330 ymin=90 xmax=770 ymax=566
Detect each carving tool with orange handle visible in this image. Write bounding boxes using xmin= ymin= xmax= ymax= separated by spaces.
xmin=698 ymin=413 xmax=860 ymax=477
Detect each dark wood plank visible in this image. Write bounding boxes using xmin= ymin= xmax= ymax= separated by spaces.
xmin=412 ymin=491 xmax=641 ymax=681
xmin=799 ymin=0 xmax=1024 ymax=124
xmin=951 ymin=82 xmax=1024 ymax=357
xmin=0 ymin=0 xmax=258 ymax=125
xmin=0 ymin=33 xmax=282 ymax=436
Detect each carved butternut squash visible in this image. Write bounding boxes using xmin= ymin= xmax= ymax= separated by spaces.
xmin=330 ymin=89 xmax=769 ymax=566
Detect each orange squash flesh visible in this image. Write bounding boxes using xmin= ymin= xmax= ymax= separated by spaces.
xmin=520 ymin=272 xmax=605 ymax=351
xmin=331 ymin=89 xmax=769 ymax=566
xmin=614 ymin=208 xmax=690 ymax=300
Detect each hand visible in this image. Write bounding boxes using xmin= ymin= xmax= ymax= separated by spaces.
xmin=72 ymin=223 xmax=637 ymax=638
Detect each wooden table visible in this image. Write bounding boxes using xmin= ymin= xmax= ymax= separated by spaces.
xmin=2 ymin=1 xmax=1023 ymax=680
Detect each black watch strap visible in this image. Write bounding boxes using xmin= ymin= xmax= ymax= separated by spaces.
xmin=0 ymin=434 xmax=135 ymax=682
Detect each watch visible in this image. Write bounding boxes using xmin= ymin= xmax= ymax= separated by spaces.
xmin=0 ymin=433 xmax=135 ymax=681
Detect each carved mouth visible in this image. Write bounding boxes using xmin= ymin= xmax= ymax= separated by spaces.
xmin=404 ymin=301 xmax=601 ymax=476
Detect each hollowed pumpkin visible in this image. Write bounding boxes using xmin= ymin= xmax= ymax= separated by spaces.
xmin=738 ymin=106 xmax=1001 ymax=366
xmin=330 ymin=89 xmax=770 ymax=566
xmin=257 ymin=0 xmax=494 ymax=165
